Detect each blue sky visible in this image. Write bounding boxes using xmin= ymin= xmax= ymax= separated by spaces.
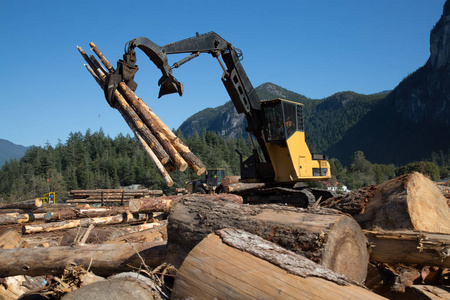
xmin=0 ymin=0 xmax=446 ymax=147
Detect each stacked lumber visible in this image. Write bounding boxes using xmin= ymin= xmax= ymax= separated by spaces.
xmin=67 ymin=188 xmax=163 ymax=205
xmin=77 ymin=43 xmax=206 ymax=187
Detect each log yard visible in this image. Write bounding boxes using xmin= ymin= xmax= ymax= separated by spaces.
xmin=0 ymin=33 xmax=449 ymax=299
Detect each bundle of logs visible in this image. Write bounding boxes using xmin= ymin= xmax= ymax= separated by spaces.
xmin=0 ymin=172 xmax=448 ymax=299
xmin=77 ymin=43 xmax=206 ymax=187
xmin=67 ymin=189 xmax=164 ymax=206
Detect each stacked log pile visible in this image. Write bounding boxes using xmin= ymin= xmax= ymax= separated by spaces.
xmin=67 ymin=188 xmax=163 ymax=205
xmin=77 ymin=43 xmax=206 ymax=187
xmin=0 ymin=172 xmax=449 ymax=299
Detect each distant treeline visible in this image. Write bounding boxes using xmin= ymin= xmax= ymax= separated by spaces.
xmin=0 ymin=129 xmax=449 ymax=203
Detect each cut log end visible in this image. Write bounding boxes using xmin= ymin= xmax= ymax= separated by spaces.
xmin=321 ymin=216 xmax=370 ymax=283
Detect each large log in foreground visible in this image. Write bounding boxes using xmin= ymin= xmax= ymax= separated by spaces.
xmin=166 ymin=196 xmax=369 ymax=283
xmin=172 ymin=229 xmax=384 ymax=300
xmin=321 ymin=172 xmax=450 ymax=233
xmin=0 ymin=241 xmax=166 ymax=277
xmin=364 ymin=230 xmax=450 ymax=268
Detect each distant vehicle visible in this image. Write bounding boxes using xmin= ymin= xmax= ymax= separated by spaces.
xmin=185 ymin=168 xmax=227 ymax=194
xmin=40 ymin=192 xmax=55 ymax=204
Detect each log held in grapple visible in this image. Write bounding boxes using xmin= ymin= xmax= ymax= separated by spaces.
xmin=78 ymin=43 xmax=205 ymax=186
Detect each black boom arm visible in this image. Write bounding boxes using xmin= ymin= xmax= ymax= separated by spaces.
xmin=122 ymin=32 xmax=271 ymax=164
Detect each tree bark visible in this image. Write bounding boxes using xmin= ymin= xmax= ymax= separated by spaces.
xmin=166 ymin=196 xmax=369 ymax=283
xmin=0 ymin=213 xmax=30 ymax=225
xmin=0 ymin=241 xmax=166 ymax=277
xmin=321 ymin=172 xmax=450 ymax=233
xmin=118 ymin=81 xmax=188 ymax=172
xmin=83 ymin=62 xmax=174 ymax=186
xmin=0 ymin=199 xmax=42 ymax=210
xmin=172 ymin=230 xmax=383 ymax=300
xmin=222 ymin=182 xmax=266 ymax=193
xmin=129 ymin=194 xmax=243 ymax=213
xmin=62 ymin=271 xmax=164 ymax=300
xmin=104 ymin=222 xmax=166 ymax=244
xmin=70 ymin=189 xmax=158 ymax=195
xmin=44 ymin=207 xmax=130 ymax=222
xmin=364 ymin=230 xmax=450 ymax=268
xmin=131 ymin=96 xmax=206 ymax=175
xmin=22 ymin=214 xmax=126 ymax=234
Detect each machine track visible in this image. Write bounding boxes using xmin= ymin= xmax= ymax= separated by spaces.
xmin=234 ymin=186 xmax=335 ymax=208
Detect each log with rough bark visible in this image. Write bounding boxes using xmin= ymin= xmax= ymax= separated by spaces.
xmin=58 ymin=220 xmax=166 ymax=246
xmin=83 ymin=54 xmax=170 ymax=166
xmin=0 ymin=212 xmax=46 ymax=225
xmin=222 ymin=182 xmax=266 ymax=193
xmin=0 ymin=213 xmax=30 ymax=225
xmin=321 ymin=172 xmax=450 ymax=233
xmin=62 ymin=271 xmax=164 ymax=300
xmin=69 ymin=189 xmax=163 ymax=197
xmin=44 ymin=207 xmax=129 ymax=222
xmin=65 ymin=199 xmax=131 ymax=204
xmin=129 ymin=193 xmax=243 ymax=213
xmin=364 ymin=230 xmax=450 ymax=268
xmin=81 ymin=43 xmax=205 ymax=176
xmin=105 ymin=222 xmax=166 ymax=244
xmin=89 ymin=41 xmax=187 ymax=173
xmin=118 ymin=81 xmax=188 ymax=172
xmin=166 ymin=196 xmax=369 ymax=283
xmin=0 ymin=230 xmax=47 ymax=300
xmin=22 ymin=214 xmax=148 ymax=233
xmin=0 ymin=198 xmax=42 ymax=210
xmin=172 ymin=229 xmax=383 ymax=300
xmin=115 ymin=82 xmax=205 ymax=175
xmin=0 ymin=241 xmax=166 ymax=277
xmin=146 ymin=105 xmax=206 ymax=175
xmin=81 ymin=47 xmax=174 ymax=187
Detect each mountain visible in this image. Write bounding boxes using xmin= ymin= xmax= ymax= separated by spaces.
xmin=178 ymin=1 xmax=450 ymax=166
xmin=179 ymin=82 xmax=386 ymax=158
xmin=327 ymin=0 xmax=450 ymax=165
xmin=0 ymin=139 xmax=29 ymax=166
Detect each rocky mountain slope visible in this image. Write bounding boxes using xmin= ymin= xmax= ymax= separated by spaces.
xmin=179 ymin=1 xmax=450 ymax=166
xmin=328 ymin=0 xmax=450 ymax=165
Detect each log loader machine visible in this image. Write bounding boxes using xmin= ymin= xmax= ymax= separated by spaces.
xmin=105 ymin=32 xmax=334 ymax=207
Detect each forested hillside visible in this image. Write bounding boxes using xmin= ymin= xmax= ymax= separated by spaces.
xmin=0 ymin=139 xmax=29 ymax=167
xmin=179 ymin=83 xmax=386 ymax=154
xmin=0 ymin=129 xmax=252 ymax=203
xmin=1 ymin=129 xmax=448 ymax=203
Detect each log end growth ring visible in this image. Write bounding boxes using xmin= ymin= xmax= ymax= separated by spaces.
xmin=321 ymin=216 xmax=369 ymax=283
